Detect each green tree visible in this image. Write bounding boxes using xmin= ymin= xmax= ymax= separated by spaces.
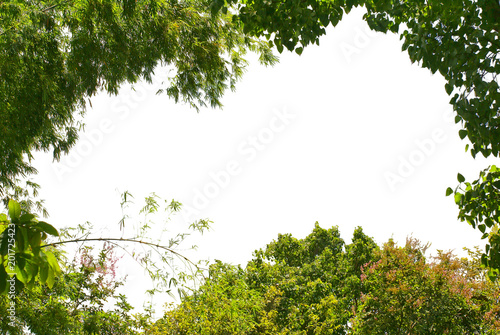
xmin=352 ymin=239 xmax=500 ymax=334
xmin=0 ymin=0 xmax=277 ymax=204
xmin=153 ymin=224 xmax=500 ymax=334
xmin=212 ymin=0 xmax=500 ymax=277
xmin=149 ymin=261 xmax=265 ymax=334
xmin=244 ymin=223 xmax=365 ymax=334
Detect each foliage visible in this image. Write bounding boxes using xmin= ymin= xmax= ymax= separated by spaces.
xmin=448 ymin=167 xmax=500 ymax=280
xmin=352 ymin=239 xmax=500 ymax=334
xmin=0 ymin=200 xmax=61 ymax=294
xmin=0 ymin=194 xmax=212 ymax=297
xmin=211 ymin=0 xmax=500 ymax=276
xmin=152 ymin=224 xmax=500 ymax=334
xmin=0 ymin=0 xmax=277 ymax=203
xmin=0 ymin=243 xmax=149 ymax=334
xmin=149 ymin=261 xmax=265 ymax=334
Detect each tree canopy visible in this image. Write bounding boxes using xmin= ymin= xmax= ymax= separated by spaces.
xmin=151 ymin=224 xmax=500 ymax=334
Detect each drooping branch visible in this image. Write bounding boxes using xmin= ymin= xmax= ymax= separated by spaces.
xmin=42 ymin=237 xmax=201 ymax=270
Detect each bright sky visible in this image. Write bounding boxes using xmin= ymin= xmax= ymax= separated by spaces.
xmin=30 ymin=8 xmax=491 ymax=314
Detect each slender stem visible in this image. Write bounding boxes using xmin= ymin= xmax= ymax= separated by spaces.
xmin=42 ymin=237 xmax=199 ymax=268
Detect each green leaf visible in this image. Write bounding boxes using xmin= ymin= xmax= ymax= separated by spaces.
xmin=0 ymin=265 xmax=7 ymax=294
xmin=0 ymin=231 xmax=9 ymax=256
xmin=19 ymin=213 xmax=35 ymax=224
xmin=8 ymin=200 xmax=21 ymax=221
xmin=15 ymin=226 xmax=27 ymax=252
xmin=454 ymin=193 xmax=463 ymax=205
xmin=15 ymin=263 xmax=27 ymax=284
xmin=445 ymin=187 xmax=453 ymax=196
xmin=445 ymin=82 xmax=453 ymax=95
xmin=479 ymin=224 xmax=486 ymax=233
xmin=457 ymin=173 xmax=465 ymax=183
xmin=34 ymin=222 xmax=59 ymax=236
xmin=45 ymin=251 xmax=61 ymax=275
xmin=481 ymin=254 xmax=488 ymax=266
xmin=458 ymin=129 xmax=467 ymax=140
xmin=295 ymin=47 xmax=304 ymax=55
xmin=0 ymin=214 xmax=7 ymax=223
xmin=46 ymin=268 xmax=55 ymax=288
xmin=28 ymin=231 xmax=42 ymax=250
xmin=39 ymin=264 xmax=49 ymax=285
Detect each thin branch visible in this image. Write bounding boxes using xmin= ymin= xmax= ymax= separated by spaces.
xmin=42 ymin=237 xmax=200 ymax=269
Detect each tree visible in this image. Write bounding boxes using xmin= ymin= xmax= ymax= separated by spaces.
xmin=0 ymin=0 xmax=277 ymax=205
xmin=149 ymin=261 xmax=265 ymax=334
xmin=211 ymin=0 xmax=500 ymax=277
xmin=352 ymin=239 xmax=500 ymax=334
xmin=152 ymin=224 xmax=500 ymax=334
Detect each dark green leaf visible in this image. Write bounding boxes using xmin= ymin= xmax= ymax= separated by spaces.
xmin=445 ymin=82 xmax=453 ymax=95
xmin=34 ymin=222 xmax=59 ymax=236
xmin=445 ymin=187 xmax=453 ymax=196
xmin=0 ymin=265 xmax=7 ymax=294
xmin=15 ymin=226 xmax=26 ymax=252
xmin=19 ymin=213 xmax=36 ymax=224
xmin=457 ymin=173 xmax=465 ymax=183
xmin=0 ymin=231 xmax=9 ymax=256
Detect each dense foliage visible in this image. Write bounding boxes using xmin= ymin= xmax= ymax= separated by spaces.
xmin=151 ymin=224 xmax=500 ymax=334
xmin=2 ymin=222 xmax=498 ymax=334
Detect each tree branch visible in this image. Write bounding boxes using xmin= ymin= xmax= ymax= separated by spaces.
xmin=42 ymin=237 xmax=200 ymax=270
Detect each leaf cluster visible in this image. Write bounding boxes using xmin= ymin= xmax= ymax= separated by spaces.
xmin=448 ymin=167 xmax=500 ymax=280
xmin=0 ymin=200 xmax=61 ymax=294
